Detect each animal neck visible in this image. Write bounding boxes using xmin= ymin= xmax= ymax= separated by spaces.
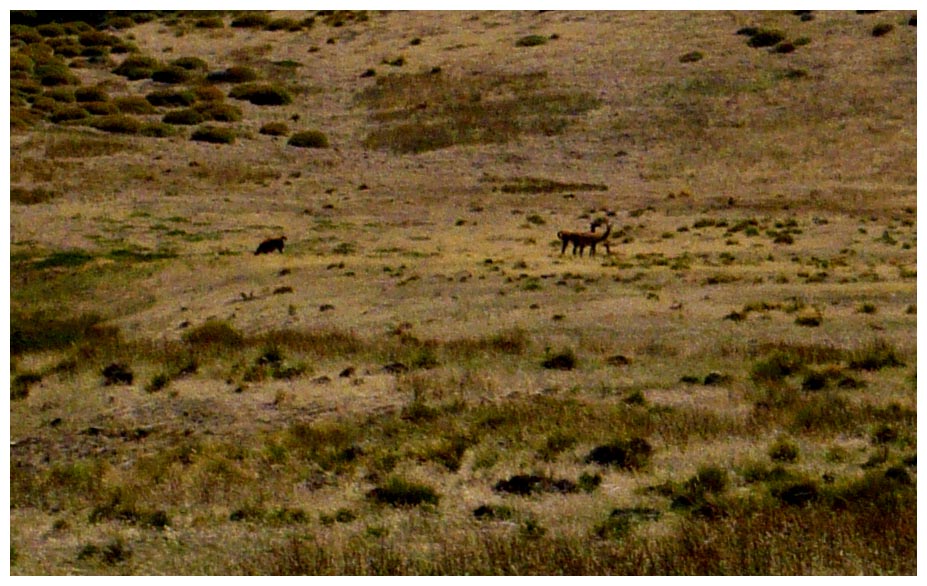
xmin=596 ymin=224 xmax=611 ymax=242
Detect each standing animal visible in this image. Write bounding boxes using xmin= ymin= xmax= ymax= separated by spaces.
xmin=255 ymin=236 xmax=287 ymax=255
xmin=557 ymin=222 xmax=611 ymax=257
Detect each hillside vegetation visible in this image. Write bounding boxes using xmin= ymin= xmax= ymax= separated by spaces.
xmin=9 ymin=10 xmax=916 ymax=575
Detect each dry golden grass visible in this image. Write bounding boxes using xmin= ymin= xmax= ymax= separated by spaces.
xmin=8 ymin=10 xmax=916 ymax=575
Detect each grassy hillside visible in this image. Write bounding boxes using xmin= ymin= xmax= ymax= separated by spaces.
xmin=9 ymin=10 xmax=916 ymax=575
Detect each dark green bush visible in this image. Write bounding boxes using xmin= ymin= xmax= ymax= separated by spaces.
xmin=74 ymin=87 xmax=109 ymax=102
xmin=84 ymin=101 xmax=118 ymax=115
xmin=114 ymin=95 xmax=155 ymax=114
xmin=88 ymin=115 xmax=142 ymax=134
xmin=516 ymin=34 xmax=548 ymax=47
xmin=36 ymin=62 xmax=77 ymax=86
xmin=78 ymin=30 xmax=120 ymax=48
xmin=195 ymin=16 xmax=225 ymax=29
xmin=163 ymin=108 xmax=205 ymax=125
xmin=259 ymin=121 xmax=289 ymax=136
xmin=872 ymin=23 xmax=894 ymax=37
xmin=181 ymin=319 xmax=244 ymax=349
xmin=113 ymin=55 xmax=159 ymax=80
xmin=49 ymin=104 xmax=90 ymax=123
xmin=146 ymin=89 xmax=195 ymax=107
xmin=229 ymin=83 xmax=293 ymax=105
xmin=195 ymin=102 xmax=243 ymax=122
xmin=171 ymin=56 xmax=209 ymax=71
xmin=231 ymin=13 xmax=272 ymax=28
xmin=586 ymin=437 xmax=652 ymax=470
xmin=747 ymin=29 xmax=785 ymax=48
xmin=152 ymin=65 xmax=192 ymax=84
xmin=190 ymin=125 xmax=235 ymax=144
xmin=287 ymin=130 xmax=329 ymax=148
xmin=367 ymin=477 xmax=439 ymax=507
xmin=206 ymin=66 xmax=259 ymax=83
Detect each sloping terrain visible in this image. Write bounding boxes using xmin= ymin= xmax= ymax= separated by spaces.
xmin=9 ymin=11 xmax=916 ymax=575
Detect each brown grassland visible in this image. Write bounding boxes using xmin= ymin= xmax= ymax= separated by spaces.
xmin=7 ymin=10 xmax=917 ymax=575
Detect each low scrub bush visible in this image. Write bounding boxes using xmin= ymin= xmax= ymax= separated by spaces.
xmin=541 ymin=348 xmax=577 ymax=370
xmin=260 ymin=121 xmax=289 ymax=136
xmin=49 ymin=104 xmax=90 ymax=123
xmin=746 ymin=29 xmax=785 ymax=48
xmin=113 ymin=55 xmax=159 ymax=80
xmin=585 ymin=437 xmax=652 ymax=470
xmin=195 ymin=16 xmax=225 ymax=29
xmin=848 ymin=339 xmax=904 ymax=371
xmin=146 ymin=89 xmax=195 ymax=107
xmin=195 ymin=102 xmax=243 ymax=122
xmin=768 ymin=436 xmax=800 ymax=462
xmin=114 ymin=95 xmax=155 ymax=114
xmin=231 ymin=13 xmax=272 ymax=28
xmin=181 ymin=319 xmax=244 ymax=350
xmin=87 ymin=115 xmax=142 ymax=134
xmin=171 ymin=56 xmax=209 ymax=71
xmin=152 ymin=65 xmax=192 ymax=84
xmin=516 ymin=34 xmax=548 ymax=47
xmin=74 ymin=87 xmax=109 ymax=102
xmin=229 ymin=83 xmax=293 ymax=105
xmin=84 ymin=101 xmax=118 ymax=115
xmin=101 ymin=362 xmax=134 ymax=386
xmin=367 ymin=477 xmax=439 ymax=507
xmin=190 ymin=125 xmax=235 ymax=144
xmin=872 ymin=23 xmax=894 ymax=37
xmin=287 ymin=130 xmax=329 ymax=148
xmin=163 ymin=108 xmax=205 ymax=125
xmin=207 ymin=66 xmax=259 ymax=83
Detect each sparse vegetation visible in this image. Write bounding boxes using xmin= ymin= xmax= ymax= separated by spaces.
xmin=9 ymin=10 xmax=915 ymax=577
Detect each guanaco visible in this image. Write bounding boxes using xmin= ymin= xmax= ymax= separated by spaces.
xmin=557 ymin=222 xmax=611 ymax=257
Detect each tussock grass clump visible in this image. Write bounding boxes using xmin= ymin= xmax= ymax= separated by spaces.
xmin=11 ymin=372 xmax=42 ymax=401
xmin=87 ymin=115 xmax=142 ymax=135
xmin=585 ymin=437 xmax=652 ymax=470
xmin=679 ymin=51 xmax=704 ymax=63
xmin=49 ymin=105 xmax=90 ymax=123
xmin=229 ymin=83 xmax=293 ymax=105
xmin=746 ymin=29 xmax=786 ymax=48
xmin=768 ymin=436 xmax=800 ymax=462
xmin=871 ymin=23 xmax=895 ymax=37
xmin=146 ymin=88 xmax=195 ymax=107
xmin=231 ymin=13 xmax=272 ymax=29
xmin=74 ymin=87 xmax=109 ymax=103
xmin=113 ymin=55 xmax=159 ymax=80
xmin=260 ymin=121 xmax=289 ymax=136
xmin=207 ymin=66 xmax=259 ymax=84
xmin=101 ymin=362 xmax=134 ymax=386
xmin=541 ymin=348 xmax=577 ymax=370
xmin=190 ymin=125 xmax=235 ymax=144
xmin=195 ymin=102 xmax=243 ymax=122
xmin=152 ymin=65 xmax=192 ymax=84
xmin=10 ymin=186 xmax=57 ymax=205
xmin=266 ymin=17 xmax=304 ymax=32
xmin=162 ymin=108 xmax=205 ymax=125
xmin=367 ymin=477 xmax=439 ymax=507
xmin=287 ymin=130 xmax=329 ymax=148
xmin=848 ymin=339 xmax=904 ymax=371
xmin=516 ymin=34 xmax=548 ymax=47
xmin=195 ymin=16 xmax=225 ymax=29
xmin=170 ymin=56 xmax=209 ymax=71
xmin=114 ymin=95 xmax=155 ymax=114
xmin=181 ymin=320 xmax=244 ymax=350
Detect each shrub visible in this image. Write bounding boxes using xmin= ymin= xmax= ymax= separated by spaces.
xmin=36 ymin=62 xmax=77 ymax=86
xmin=37 ymin=23 xmax=66 ymax=37
xmin=152 ymin=65 xmax=191 ymax=84
xmin=193 ymin=85 xmax=226 ymax=102
xmin=163 ymin=108 xmax=204 ymax=125
xmin=679 ymin=51 xmax=704 ymax=63
xmin=586 ymin=437 xmax=652 ymax=470
xmin=751 ymin=352 xmax=802 ymax=382
xmin=516 ymin=34 xmax=548 ymax=47
xmin=231 ymin=13 xmax=272 ymax=28
xmin=872 ymin=23 xmax=894 ymax=37
xmin=541 ymin=348 xmax=577 ymax=370
xmin=686 ymin=465 xmax=729 ymax=495
xmin=772 ymin=480 xmax=818 ymax=506
xmin=367 ymin=477 xmax=439 ymax=507
xmin=229 ymin=83 xmax=293 ymax=105
xmin=78 ymin=30 xmax=120 ymax=47
xmin=104 ymin=16 xmax=135 ymax=30
xmin=195 ymin=16 xmax=224 ymax=29
xmin=11 ymin=373 xmax=42 ymax=401
xmin=146 ymin=373 xmax=170 ymax=393
xmin=191 ymin=125 xmax=235 ymax=144
xmin=768 ymin=437 xmax=800 ymax=463
xmin=266 ymin=18 xmax=303 ymax=32
xmin=207 ymin=66 xmax=259 ymax=83
xmin=11 ymin=52 xmax=34 ymax=73
xmin=113 ymin=55 xmax=159 ymax=80
xmin=146 ymin=89 xmax=195 ymax=107
xmin=181 ymin=319 xmax=244 ymax=349
xmin=140 ymin=122 xmax=179 ymax=137
xmin=195 ymin=102 xmax=242 ymax=122
xmin=287 ymin=130 xmax=329 ymax=148
xmin=11 ymin=311 xmax=114 ymax=354
xmin=848 ymin=339 xmax=904 ymax=371
xmin=49 ymin=105 xmax=90 ymax=123
xmin=101 ymin=362 xmax=134 ymax=386
xmin=773 ymin=41 xmax=796 ymax=54
xmin=260 ymin=121 xmax=289 ymax=136
xmin=170 ymin=56 xmax=209 ymax=71
xmin=747 ymin=29 xmax=785 ymax=48
xmin=88 ymin=115 xmax=142 ymax=134
xmin=83 ymin=101 xmax=118 ymax=115
xmin=114 ymin=95 xmax=155 ymax=114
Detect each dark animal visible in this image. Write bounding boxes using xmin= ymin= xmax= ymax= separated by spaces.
xmin=255 ymin=236 xmax=287 ymax=255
